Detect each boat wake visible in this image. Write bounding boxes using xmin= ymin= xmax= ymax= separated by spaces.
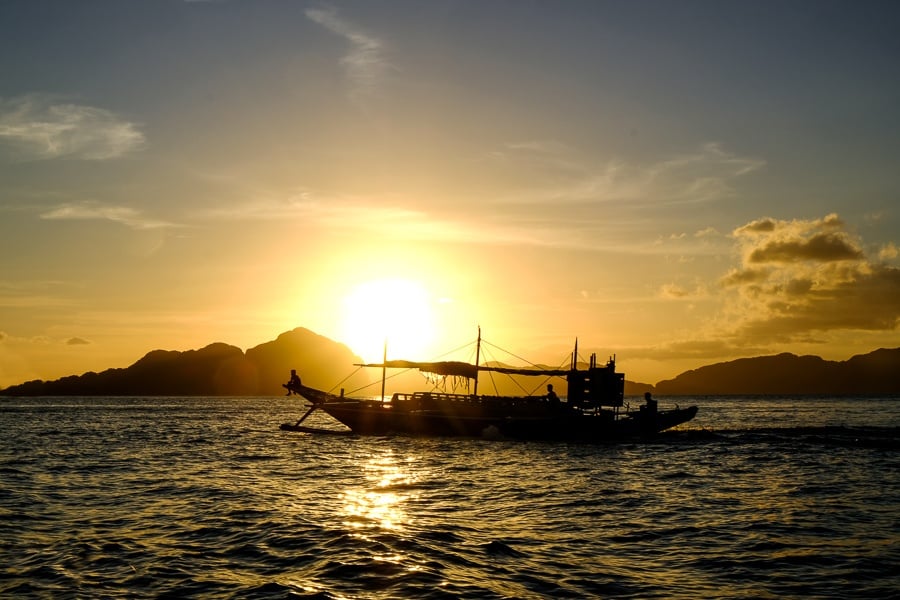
xmin=662 ymin=425 xmax=900 ymax=450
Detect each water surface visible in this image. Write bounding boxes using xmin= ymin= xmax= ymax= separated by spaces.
xmin=2 ymin=395 xmax=898 ymax=598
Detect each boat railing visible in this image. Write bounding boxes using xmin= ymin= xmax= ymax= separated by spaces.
xmin=391 ymin=392 xmax=476 ymax=404
xmin=389 ymin=391 xmax=559 ymax=409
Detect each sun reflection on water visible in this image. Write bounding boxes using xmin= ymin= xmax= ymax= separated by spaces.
xmin=341 ymin=451 xmax=419 ymax=532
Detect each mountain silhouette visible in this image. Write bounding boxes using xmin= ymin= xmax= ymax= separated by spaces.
xmin=0 ymin=328 xmax=372 ymax=397
xmin=654 ymin=348 xmax=900 ymax=395
xmin=1 ymin=328 xmax=897 ymax=396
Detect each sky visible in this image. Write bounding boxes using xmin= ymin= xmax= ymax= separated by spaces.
xmin=1 ymin=0 xmax=899 ymax=388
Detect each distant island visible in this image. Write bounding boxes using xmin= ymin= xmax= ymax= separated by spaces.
xmin=1 ymin=327 xmax=898 ymax=396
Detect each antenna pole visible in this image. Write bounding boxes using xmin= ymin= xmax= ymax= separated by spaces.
xmin=381 ymin=339 xmax=387 ymax=403
xmin=473 ymin=326 xmax=481 ymax=396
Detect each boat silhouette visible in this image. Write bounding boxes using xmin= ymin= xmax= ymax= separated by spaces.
xmin=281 ymin=330 xmax=697 ymax=441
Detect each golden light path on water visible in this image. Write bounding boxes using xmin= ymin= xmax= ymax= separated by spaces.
xmin=339 ymin=449 xmax=425 ymax=584
xmin=341 ymin=451 xmax=417 ymax=532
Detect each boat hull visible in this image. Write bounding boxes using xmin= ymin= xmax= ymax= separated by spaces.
xmin=283 ymin=384 xmax=698 ymax=442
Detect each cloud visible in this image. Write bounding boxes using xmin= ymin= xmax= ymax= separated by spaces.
xmin=66 ymin=337 xmax=91 ymax=345
xmin=879 ymin=242 xmax=899 ymax=261
xmin=0 ymin=280 xmax=77 ymax=309
xmin=196 ymin=140 xmax=761 ymax=255
xmin=719 ymin=213 xmax=900 ymax=341
xmin=490 ymin=141 xmax=765 ymax=207
xmin=659 ymin=282 xmax=709 ymax=300
xmin=200 ymin=189 xmax=514 ymax=244
xmin=40 ymin=201 xmax=180 ymax=230
xmin=659 ymin=283 xmax=690 ymax=299
xmin=747 ymin=232 xmax=864 ymax=263
xmin=635 ymin=338 xmax=770 ymax=361
xmin=0 ymin=95 xmax=144 ymax=160
xmin=305 ymin=7 xmax=389 ymax=103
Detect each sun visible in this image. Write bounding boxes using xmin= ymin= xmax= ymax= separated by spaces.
xmin=339 ymin=278 xmax=436 ymax=363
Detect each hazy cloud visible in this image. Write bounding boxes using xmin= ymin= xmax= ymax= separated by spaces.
xmin=636 ymin=338 xmax=769 ymax=362
xmin=305 ymin=7 xmax=389 ymax=103
xmin=879 ymin=242 xmax=899 ymax=261
xmin=41 ymin=201 xmax=179 ymax=230
xmin=659 ymin=283 xmax=690 ymax=299
xmin=492 ymin=141 xmax=765 ymax=207
xmin=0 ymin=95 xmax=144 ymax=160
xmin=66 ymin=337 xmax=91 ymax=345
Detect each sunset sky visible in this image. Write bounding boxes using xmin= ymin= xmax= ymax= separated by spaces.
xmin=2 ymin=1 xmax=899 ymax=388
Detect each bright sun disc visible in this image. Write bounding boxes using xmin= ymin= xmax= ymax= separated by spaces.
xmin=340 ymin=279 xmax=436 ymax=362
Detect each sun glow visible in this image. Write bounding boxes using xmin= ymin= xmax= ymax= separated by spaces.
xmin=339 ymin=278 xmax=436 ymax=363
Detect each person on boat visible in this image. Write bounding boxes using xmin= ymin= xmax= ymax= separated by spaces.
xmin=546 ymin=384 xmax=560 ymax=406
xmin=643 ymin=391 xmax=658 ymax=413
xmin=286 ymin=370 xmax=302 ymax=395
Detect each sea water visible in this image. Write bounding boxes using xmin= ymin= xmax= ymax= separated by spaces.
xmin=2 ymin=396 xmax=898 ymax=599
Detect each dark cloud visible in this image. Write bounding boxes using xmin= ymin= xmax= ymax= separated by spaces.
xmin=734 ymin=217 xmax=777 ymax=234
xmin=720 ymin=267 xmax=769 ymax=286
xmin=748 ymin=232 xmax=863 ymax=263
xmin=737 ymin=262 xmax=900 ymax=336
xmin=66 ymin=337 xmax=91 ymax=345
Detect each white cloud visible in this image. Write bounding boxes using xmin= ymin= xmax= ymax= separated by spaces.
xmin=0 ymin=95 xmax=144 ymax=160
xmin=491 ymin=141 xmax=764 ymax=207
xmin=40 ymin=201 xmax=179 ymax=230
xmin=305 ymin=7 xmax=389 ymax=103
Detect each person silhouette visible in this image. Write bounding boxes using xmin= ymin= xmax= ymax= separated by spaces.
xmin=546 ymin=384 xmax=559 ymax=405
xmin=286 ymin=370 xmax=302 ymax=395
xmin=644 ymin=391 xmax=658 ymax=413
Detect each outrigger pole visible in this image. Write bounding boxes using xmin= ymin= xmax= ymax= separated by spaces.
xmin=293 ymin=402 xmax=318 ymax=427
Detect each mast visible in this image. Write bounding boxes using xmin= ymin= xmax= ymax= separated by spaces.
xmin=473 ymin=326 xmax=482 ymax=396
xmin=381 ymin=339 xmax=387 ymax=403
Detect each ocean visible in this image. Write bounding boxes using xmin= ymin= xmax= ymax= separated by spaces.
xmin=2 ymin=395 xmax=898 ymax=599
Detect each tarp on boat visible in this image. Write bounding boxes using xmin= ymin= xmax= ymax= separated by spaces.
xmin=357 ymin=360 xmax=480 ymax=379
xmin=356 ymin=360 xmax=574 ymax=379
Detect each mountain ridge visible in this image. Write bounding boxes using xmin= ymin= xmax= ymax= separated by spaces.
xmin=2 ymin=328 xmax=898 ymax=396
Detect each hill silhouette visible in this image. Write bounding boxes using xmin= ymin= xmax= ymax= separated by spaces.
xmin=0 ymin=328 xmax=373 ymax=397
xmin=1 ymin=328 xmax=897 ymax=396
xmin=654 ymin=348 xmax=900 ymax=395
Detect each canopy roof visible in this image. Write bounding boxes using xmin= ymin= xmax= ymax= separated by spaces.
xmin=356 ymin=360 xmax=572 ymax=379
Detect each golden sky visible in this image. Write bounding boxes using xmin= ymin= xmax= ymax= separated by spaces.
xmin=1 ymin=1 xmax=899 ymax=387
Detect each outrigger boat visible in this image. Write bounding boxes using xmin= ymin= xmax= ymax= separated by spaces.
xmin=281 ymin=331 xmax=697 ymax=441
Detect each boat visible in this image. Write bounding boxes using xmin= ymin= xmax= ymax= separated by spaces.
xmin=280 ymin=331 xmax=698 ymax=442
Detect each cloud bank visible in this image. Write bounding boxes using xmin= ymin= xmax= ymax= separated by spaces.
xmin=721 ymin=213 xmax=900 ymax=341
